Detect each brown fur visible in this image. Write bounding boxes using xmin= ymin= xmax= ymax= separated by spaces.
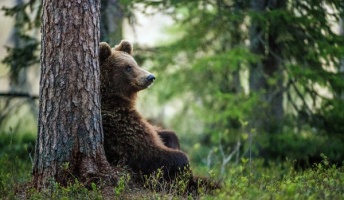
xmin=99 ymin=41 xmax=220 ymax=194
xmin=155 ymin=128 xmax=181 ymax=150
xmin=100 ymin=41 xmax=190 ymax=181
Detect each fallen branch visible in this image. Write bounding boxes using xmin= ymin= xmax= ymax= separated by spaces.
xmin=0 ymin=92 xmax=39 ymax=99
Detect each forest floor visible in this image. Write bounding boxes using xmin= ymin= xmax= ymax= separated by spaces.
xmin=1 ymin=132 xmax=343 ymax=199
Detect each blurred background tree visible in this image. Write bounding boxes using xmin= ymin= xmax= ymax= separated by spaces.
xmin=1 ymin=0 xmax=40 ymax=133
xmin=1 ymin=0 xmax=343 ymax=177
xmin=129 ymin=0 xmax=344 ymax=172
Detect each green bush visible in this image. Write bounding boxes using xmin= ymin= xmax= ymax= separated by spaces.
xmin=260 ymin=132 xmax=344 ymax=168
xmin=0 ymin=132 xmax=35 ymax=160
xmin=212 ymin=157 xmax=344 ymax=200
xmin=0 ymin=132 xmax=35 ymax=199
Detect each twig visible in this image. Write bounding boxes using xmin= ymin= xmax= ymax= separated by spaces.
xmin=0 ymin=92 xmax=39 ymax=99
xmin=219 ymin=138 xmax=241 ymax=176
xmin=206 ymin=148 xmax=214 ymax=170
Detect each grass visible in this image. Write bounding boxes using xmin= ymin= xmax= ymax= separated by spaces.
xmin=214 ymin=158 xmax=344 ymax=199
xmin=0 ymin=132 xmax=343 ymax=199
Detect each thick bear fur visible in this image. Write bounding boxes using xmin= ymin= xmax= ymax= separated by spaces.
xmin=99 ymin=40 xmax=192 ymax=183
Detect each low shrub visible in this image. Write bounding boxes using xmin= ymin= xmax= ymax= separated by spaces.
xmin=1 ymin=132 xmax=343 ymax=199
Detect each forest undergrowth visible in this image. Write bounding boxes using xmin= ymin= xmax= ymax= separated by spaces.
xmin=1 ymin=132 xmax=343 ymax=200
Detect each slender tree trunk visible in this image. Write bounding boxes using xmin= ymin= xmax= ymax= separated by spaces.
xmin=340 ymin=17 xmax=344 ymax=100
xmin=249 ymin=0 xmax=268 ymax=132
xmin=10 ymin=0 xmax=27 ymax=90
xmin=249 ymin=0 xmax=285 ymax=133
xmin=100 ymin=0 xmax=123 ymax=44
xmin=9 ymin=0 xmax=38 ymax=122
xmin=262 ymin=0 xmax=285 ymax=133
xmin=33 ymin=0 xmax=115 ymax=189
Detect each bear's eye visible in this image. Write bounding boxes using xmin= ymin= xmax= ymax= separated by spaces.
xmin=125 ymin=66 xmax=132 ymax=73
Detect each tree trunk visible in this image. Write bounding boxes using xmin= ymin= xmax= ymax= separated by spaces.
xmin=249 ymin=0 xmax=268 ymax=132
xmin=33 ymin=0 xmax=116 ymax=189
xmin=249 ymin=0 xmax=285 ymax=133
xmin=340 ymin=17 xmax=344 ymax=100
xmin=100 ymin=0 xmax=123 ymax=44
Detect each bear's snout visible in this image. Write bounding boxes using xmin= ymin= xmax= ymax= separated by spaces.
xmin=146 ymin=74 xmax=156 ymax=82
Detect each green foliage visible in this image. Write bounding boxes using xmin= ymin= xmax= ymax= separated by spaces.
xmin=134 ymin=0 xmax=344 ymax=169
xmin=2 ymin=1 xmax=344 ymax=198
xmin=28 ymin=179 xmax=104 ymax=200
xmin=0 ymin=153 xmax=32 ymax=198
xmin=143 ymin=168 xmax=194 ymax=196
xmin=1 ymin=0 xmax=41 ymax=82
xmin=1 ymin=137 xmax=344 ymax=199
xmin=213 ymin=157 xmax=344 ymax=200
xmin=114 ymin=174 xmax=131 ymax=197
xmin=0 ymin=131 xmax=35 ymax=160
xmin=2 ymin=34 xmax=39 ymax=80
xmin=259 ymin=131 xmax=344 ymax=167
xmin=0 ymin=132 xmax=34 ymax=199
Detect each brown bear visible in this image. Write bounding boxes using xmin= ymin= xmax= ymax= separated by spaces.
xmin=99 ymin=40 xmax=192 ymax=184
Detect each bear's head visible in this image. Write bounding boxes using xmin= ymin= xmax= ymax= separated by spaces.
xmin=99 ymin=40 xmax=155 ymax=107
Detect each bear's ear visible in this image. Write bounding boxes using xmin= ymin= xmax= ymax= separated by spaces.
xmin=99 ymin=42 xmax=112 ymax=63
xmin=114 ymin=40 xmax=133 ymax=55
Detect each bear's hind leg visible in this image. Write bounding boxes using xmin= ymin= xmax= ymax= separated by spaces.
xmin=157 ymin=130 xmax=180 ymax=150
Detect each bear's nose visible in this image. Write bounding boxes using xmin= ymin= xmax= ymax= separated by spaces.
xmin=147 ymin=74 xmax=156 ymax=82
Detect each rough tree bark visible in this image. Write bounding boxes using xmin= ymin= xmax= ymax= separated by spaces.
xmin=33 ymin=0 xmax=116 ymax=189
